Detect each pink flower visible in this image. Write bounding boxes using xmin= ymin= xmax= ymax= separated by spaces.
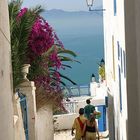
xmin=53 ymin=71 xmax=60 ymax=82
xmin=17 ymin=8 xmax=28 ymax=21
xmin=28 ymin=18 xmax=54 ymax=55
xmin=49 ymin=51 xmax=62 ymax=69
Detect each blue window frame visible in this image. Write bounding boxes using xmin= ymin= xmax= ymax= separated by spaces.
xmin=118 ymin=65 xmax=122 ymax=112
xmin=114 ymin=0 xmax=117 ymax=16
xmin=120 ymin=48 xmax=123 ymax=73
xmin=18 ymin=92 xmax=29 ymax=140
xmin=117 ymin=41 xmax=120 ymax=60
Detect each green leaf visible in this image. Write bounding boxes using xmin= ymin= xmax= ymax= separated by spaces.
xmin=41 ymin=45 xmax=55 ymax=58
xmin=58 ymin=48 xmax=77 ymax=57
xmin=59 ymin=73 xmax=77 ymax=85
xmin=61 ymin=64 xmax=72 ymax=69
xmin=9 ymin=0 xmax=43 ymax=89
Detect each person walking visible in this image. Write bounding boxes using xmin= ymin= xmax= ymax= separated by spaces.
xmin=71 ymin=108 xmax=87 ymax=140
xmin=84 ymin=99 xmax=101 ymax=120
xmin=84 ymin=99 xmax=96 ymax=120
xmin=83 ymin=114 xmax=100 ymax=140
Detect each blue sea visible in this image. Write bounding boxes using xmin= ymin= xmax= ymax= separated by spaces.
xmin=42 ymin=10 xmax=104 ymax=86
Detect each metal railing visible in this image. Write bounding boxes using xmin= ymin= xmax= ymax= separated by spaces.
xmin=63 ymin=102 xmax=77 ymax=113
xmin=62 ymin=85 xmax=90 ymax=97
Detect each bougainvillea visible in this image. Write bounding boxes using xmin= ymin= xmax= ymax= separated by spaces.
xmin=16 ymin=7 xmax=28 ymax=21
xmin=28 ymin=18 xmax=55 ymax=56
xmin=27 ymin=17 xmax=63 ymax=90
xmin=15 ymin=7 xmax=68 ymax=110
xmin=49 ymin=48 xmax=62 ymax=69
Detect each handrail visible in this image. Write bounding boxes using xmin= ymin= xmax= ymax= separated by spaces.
xmin=62 ymin=85 xmax=91 ymax=97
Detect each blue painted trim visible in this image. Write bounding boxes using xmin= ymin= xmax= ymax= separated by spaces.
xmin=105 ymin=96 xmax=108 ymax=107
xmin=97 ymin=106 xmax=106 ymax=131
xmin=120 ymin=48 xmax=123 ymax=73
xmin=117 ymin=41 xmax=120 ymax=60
xmin=118 ymin=65 xmax=122 ymax=112
xmin=114 ymin=0 xmax=117 ymax=16
xmin=20 ymin=97 xmax=26 ymax=102
xmin=19 ymin=94 xmax=29 ymax=140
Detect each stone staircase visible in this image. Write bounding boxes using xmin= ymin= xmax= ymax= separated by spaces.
xmin=54 ymin=130 xmax=74 ymax=140
xmin=54 ymin=130 xmax=109 ymax=140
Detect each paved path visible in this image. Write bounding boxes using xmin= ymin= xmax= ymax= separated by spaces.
xmin=54 ymin=130 xmax=73 ymax=140
xmin=54 ymin=130 xmax=109 ymax=140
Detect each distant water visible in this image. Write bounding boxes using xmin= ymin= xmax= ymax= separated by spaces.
xmin=42 ymin=10 xmax=104 ymax=86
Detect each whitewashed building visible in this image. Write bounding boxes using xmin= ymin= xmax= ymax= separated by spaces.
xmin=103 ymin=0 xmax=140 ymax=140
xmin=0 ymin=0 xmax=14 ymax=139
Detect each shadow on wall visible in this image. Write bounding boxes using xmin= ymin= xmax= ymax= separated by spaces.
xmin=108 ymin=92 xmax=115 ymax=140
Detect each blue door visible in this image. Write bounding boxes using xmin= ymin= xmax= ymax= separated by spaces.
xmin=18 ymin=93 xmax=29 ymax=140
xmin=97 ymin=105 xmax=106 ymax=131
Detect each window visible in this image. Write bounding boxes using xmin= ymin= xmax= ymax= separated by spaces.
xmin=117 ymin=41 xmax=120 ymax=60
xmin=120 ymin=48 xmax=123 ymax=73
xmin=114 ymin=0 xmax=117 ymax=16
xmin=118 ymin=65 xmax=122 ymax=112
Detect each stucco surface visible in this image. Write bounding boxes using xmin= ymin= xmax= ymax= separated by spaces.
xmin=0 ymin=0 xmax=14 ymax=140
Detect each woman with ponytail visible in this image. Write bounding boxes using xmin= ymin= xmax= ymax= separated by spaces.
xmin=83 ymin=114 xmax=100 ymax=140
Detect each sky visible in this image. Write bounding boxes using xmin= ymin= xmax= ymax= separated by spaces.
xmin=22 ymin=0 xmax=102 ymax=11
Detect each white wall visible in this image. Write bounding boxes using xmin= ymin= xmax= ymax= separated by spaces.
xmin=13 ymin=94 xmax=26 ymax=140
xmin=20 ymin=81 xmax=37 ymax=140
xmin=103 ymin=0 xmax=140 ymax=139
xmin=103 ymin=0 xmax=127 ymax=140
xmin=54 ymin=113 xmax=78 ymax=130
xmin=36 ymin=105 xmax=54 ymax=140
xmin=0 ymin=0 xmax=14 ymax=139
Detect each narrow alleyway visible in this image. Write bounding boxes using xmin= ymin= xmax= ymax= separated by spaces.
xmin=54 ymin=130 xmax=109 ymax=140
